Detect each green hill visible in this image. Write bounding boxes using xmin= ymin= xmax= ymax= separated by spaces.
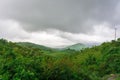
xmin=16 ymin=42 xmax=51 ymax=50
xmin=16 ymin=42 xmax=78 ymax=57
xmin=65 ymin=43 xmax=88 ymax=51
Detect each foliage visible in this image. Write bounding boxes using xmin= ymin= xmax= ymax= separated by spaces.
xmin=0 ymin=38 xmax=120 ymax=80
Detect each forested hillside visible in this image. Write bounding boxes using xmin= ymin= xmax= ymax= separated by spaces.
xmin=65 ymin=43 xmax=87 ymax=51
xmin=0 ymin=38 xmax=120 ymax=80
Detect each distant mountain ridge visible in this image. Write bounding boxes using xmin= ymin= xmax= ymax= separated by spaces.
xmin=16 ymin=42 xmax=51 ymax=51
xmin=64 ymin=43 xmax=88 ymax=51
xmin=16 ymin=42 xmax=88 ymax=51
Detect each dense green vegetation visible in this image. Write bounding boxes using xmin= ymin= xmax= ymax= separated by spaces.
xmin=0 ymin=38 xmax=120 ymax=80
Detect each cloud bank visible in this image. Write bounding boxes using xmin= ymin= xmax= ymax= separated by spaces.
xmin=0 ymin=0 xmax=120 ymax=47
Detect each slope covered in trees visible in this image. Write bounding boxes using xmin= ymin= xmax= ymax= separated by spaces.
xmin=64 ymin=43 xmax=88 ymax=51
xmin=0 ymin=38 xmax=120 ymax=80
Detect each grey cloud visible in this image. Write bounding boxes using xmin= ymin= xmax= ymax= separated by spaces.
xmin=0 ymin=0 xmax=119 ymax=33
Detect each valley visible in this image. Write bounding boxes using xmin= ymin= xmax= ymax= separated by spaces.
xmin=0 ymin=38 xmax=120 ymax=80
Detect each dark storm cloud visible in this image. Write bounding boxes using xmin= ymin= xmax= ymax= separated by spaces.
xmin=0 ymin=0 xmax=119 ymax=33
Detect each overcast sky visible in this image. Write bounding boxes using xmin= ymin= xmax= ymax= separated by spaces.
xmin=0 ymin=0 xmax=120 ymax=48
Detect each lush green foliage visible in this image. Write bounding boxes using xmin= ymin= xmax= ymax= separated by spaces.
xmin=0 ymin=38 xmax=120 ymax=80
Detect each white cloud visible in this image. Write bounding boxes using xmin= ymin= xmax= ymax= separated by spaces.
xmin=0 ymin=19 xmax=74 ymax=48
xmin=0 ymin=19 xmax=120 ymax=48
xmin=0 ymin=19 xmax=30 ymax=39
xmin=57 ymin=23 xmax=119 ymax=44
xmin=93 ymin=23 xmax=114 ymax=40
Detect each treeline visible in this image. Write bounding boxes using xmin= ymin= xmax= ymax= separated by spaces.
xmin=0 ymin=38 xmax=120 ymax=80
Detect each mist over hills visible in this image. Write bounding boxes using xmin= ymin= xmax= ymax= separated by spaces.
xmin=64 ymin=43 xmax=88 ymax=51
xmin=16 ymin=42 xmax=91 ymax=51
